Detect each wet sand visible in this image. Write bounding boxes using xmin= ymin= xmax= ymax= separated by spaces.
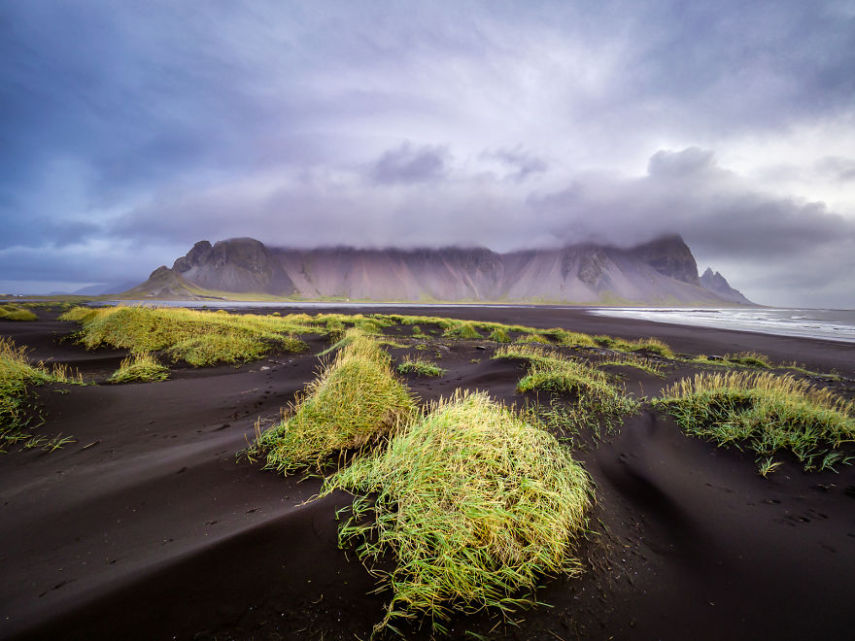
xmin=1 ymin=306 xmax=854 ymax=641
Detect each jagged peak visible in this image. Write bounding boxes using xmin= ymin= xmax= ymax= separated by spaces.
xmin=129 ymin=235 xmax=753 ymax=305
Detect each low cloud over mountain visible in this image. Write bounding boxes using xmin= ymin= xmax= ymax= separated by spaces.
xmin=128 ymin=235 xmax=752 ymax=306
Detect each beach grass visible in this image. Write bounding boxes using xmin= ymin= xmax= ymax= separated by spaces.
xmin=0 ymin=305 xmax=38 ymax=322
xmin=493 ymin=345 xmax=638 ymax=435
xmin=323 ymin=390 xmax=592 ymax=635
xmin=61 ymin=305 xmax=311 ymax=365
xmin=546 ymin=329 xmax=598 ymax=348
xmin=595 ymin=352 xmax=664 ymax=377
xmin=1 ymin=337 xmax=80 ymax=452
xmin=514 ymin=333 xmax=553 ymax=346
xmin=593 ymin=335 xmax=675 ymax=359
xmin=253 ymin=330 xmax=415 ymax=474
xmin=724 ymin=352 xmax=772 ymax=368
xmin=397 ymin=356 xmax=445 ymax=377
xmin=108 ymin=352 xmax=169 ymax=383
xmin=442 ymin=321 xmax=483 ymax=339
xmin=656 ymin=371 xmax=855 ymax=473
xmin=487 ymin=327 xmax=511 ymax=343
xmin=495 ymin=345 xmax=619 ymax=399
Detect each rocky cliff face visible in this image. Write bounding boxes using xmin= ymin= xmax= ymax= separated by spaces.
xmin=172 ymin=238 xmax=298 ymax=295
xmin=127 ymin=235 xmax=754 ymax=305
xmin=700 ymin=267 xmax=753 ymax=305
xmin=624 ymin=234 xmax=700 ymax=284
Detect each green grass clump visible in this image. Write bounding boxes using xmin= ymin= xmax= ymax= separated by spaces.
xmin=1 ymin=337 xmax=80 ymax=452
xmin=108 ymin=352 xmax=169 ymax=383
xmin=593 ymin=335 xmax=674 ymax=359
xmin=355 ymin=318 xmax=385 ymax=334
xmin=323 ymin=390 xmax=592 ymax=635
xmin=725 ymin=351 xmax=771 ymax=368
xmin=410 ymin=324 xmax=430 ymax=339
xmin=443 ymin=321 xmax=482 ymax=339
xmin=495 ymin=345 xmax=614 ymax=398
xmin=61 ymin=305 xmax=310 ymax=366
xmin=656 ymin=371 xmax=855 ymax=473
xmin=596 ymin=353 xmax=664 ymax=377
xmin=0 ymin=306 xmax=38 ymax=321
xmin=325 ymin=317 xmax=345 ymax=333
xmin=514 ymin=333 xmax=553 ymax=346
xmin=397 ymin=357 xmax=445 ymax=377
xmin=547 ymin=329 xmax=597 ymax=348
xmin=619 ymin=337 xmax=674 ymax=359
xmin=494 ymin=345 xmax=637 ymax=431
xmin=254 ymin=330 xmax=415 ymax=474
xmin=593 ymin=335 xmax=616 ymax=348
xmin=487 ymin=327 xmax=511 ymax=343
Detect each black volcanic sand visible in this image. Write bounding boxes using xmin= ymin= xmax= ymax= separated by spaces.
xmin=2 ymin=306 xmax=855 ymax=641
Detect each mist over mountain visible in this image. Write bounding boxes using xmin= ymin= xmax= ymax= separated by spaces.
xmin=126 ymin=235 xmax=753 ymax=306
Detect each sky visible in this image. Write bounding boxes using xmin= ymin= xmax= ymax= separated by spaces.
xmin=1 ymin=1 xmax=854 ymax=307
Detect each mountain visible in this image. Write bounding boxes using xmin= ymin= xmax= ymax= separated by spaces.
xmin=699 ymin=267 xmax=753 ymax=305
xmin=124 ymin=235 xmax=754 ymax=305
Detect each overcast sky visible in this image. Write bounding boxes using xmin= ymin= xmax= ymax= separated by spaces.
xmin=2 ymin=1 xmax=854 ymax=306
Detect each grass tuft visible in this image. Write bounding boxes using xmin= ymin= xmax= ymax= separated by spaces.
xmin=410 ymin=324 xmax=430 ymax=339
xmin=487 ymin=327 xmax=511 ymax=343
xmin=655 ymin=371 xmax=855 ymax=473
xmin=494 ymin=345 xmax=638 ymax=434
xmin=725 ymin=351 xmax=771 ymax=368
xmin=514 ymin=333 xmax=553 ymax=346
xmin=495 ymin=346 xmax=614 ymax=398
xmin=0 ymin=306 xmax=38 ymax=322
xmin=1 ymin=337 xmax=80 ymax=452
xmin=323 ymin=390 xmax=592 ymax=634
xmin=443 ymin=321 xmax=482 ymax=339
xmin=549 ymin=329 xmax=597 ymax=348
xmin=593 ymin=335 xmax=674 ymax=359
xmin=61 ymin=305 xmax=309 ymax=366
xmin=108 ymin=352 xmax=169 ymax=383
xmin=595 ymin=353 xmax=664 ymax=377
xmin=254 ymin=330 xmax=416 ymax=474
xmin=397 ymin=357 xmax=445 ymax=377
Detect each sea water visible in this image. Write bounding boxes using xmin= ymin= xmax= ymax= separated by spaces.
xmin=587 ymin=307 xmax=855 ymax=343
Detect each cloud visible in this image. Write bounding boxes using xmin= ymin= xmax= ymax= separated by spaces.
xmin=370 ymin=143 xmax=449 ymax=184
xmin=481 ymin=147 xmax=548 ymax=182
xmin=816 ymin=156 xmax=855 ymax=183
xmin=647 ymin=147 xmax=717 ymax=178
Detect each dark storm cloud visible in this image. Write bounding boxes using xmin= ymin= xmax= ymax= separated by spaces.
xmin=371 ymin=144 xmax=449 ymax=184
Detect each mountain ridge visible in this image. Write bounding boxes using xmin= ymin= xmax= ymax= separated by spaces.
xmin=124 ymin=235 xmax=755 ymax=305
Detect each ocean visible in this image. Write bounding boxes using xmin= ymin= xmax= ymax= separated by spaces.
xmin=587 ymin=307 xmax=855 ymax=343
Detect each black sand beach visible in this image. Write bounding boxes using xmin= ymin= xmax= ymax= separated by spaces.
xmin=2 ymin=306 xmax=854 ymax=641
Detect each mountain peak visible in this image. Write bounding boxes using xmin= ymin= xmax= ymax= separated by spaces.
xmin=699 ymin=266 xmax=752 ymax=305
xmin=626 ymin=234 xmax=699 ymax=284
xmin=127 ymin=236 xmax=754 ymax=305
